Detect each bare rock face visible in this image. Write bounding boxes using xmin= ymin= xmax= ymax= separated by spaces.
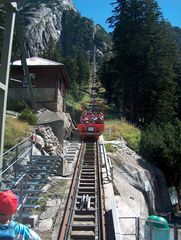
xmin=18 ymin=0 xmax=76 ymax=56
xmin=17 ymin=0 xmax=111 ymax=58
xmin=113 ymin=170 xmax=149 ymax=218
xmin=107 ymin=139 xmax=172 ymax=217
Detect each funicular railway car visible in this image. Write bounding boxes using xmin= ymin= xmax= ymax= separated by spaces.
xmin=77 ymin=104 xmax=104 ymax=140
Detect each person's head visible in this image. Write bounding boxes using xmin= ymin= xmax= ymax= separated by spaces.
xmin=0 ymin=190 xmax=18 ymax=224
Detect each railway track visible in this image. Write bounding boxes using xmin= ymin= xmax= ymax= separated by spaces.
xmin=58 ymin=141 xmax=106 ymax=240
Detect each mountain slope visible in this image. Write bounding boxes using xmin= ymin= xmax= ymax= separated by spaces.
xmin=17 ymin=0 xmax=111 ymax=58
xmin=18 ymin=0 xmax=75 ymax=56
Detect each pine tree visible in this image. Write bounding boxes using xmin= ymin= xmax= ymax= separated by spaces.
xmin=106 ymin=0 xmax=178 ymax=124
xmin=42 ymin=36 xmax=61 ymax=62
xmin=101 ymin=0 xmax=181 ymax=187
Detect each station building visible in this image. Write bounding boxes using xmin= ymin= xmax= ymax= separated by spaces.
xmin=9 ymin=57 xmax=69 ymax=112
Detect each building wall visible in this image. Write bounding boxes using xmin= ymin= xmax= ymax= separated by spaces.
xmin=10 ymin=67 xmax=57 ymax=88
xmin=8 ymin=88 xmax=59 ymax=112
xmin=9 ymin=66 xmax=68 ymax=112
xmin=56 ymin=89 xmax=64 ymax=112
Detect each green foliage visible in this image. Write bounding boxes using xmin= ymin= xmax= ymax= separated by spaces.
xmin=33 ymin=179 xmax=69 ymax=214
xmin=42 ymin=36 xmax=61 ymax=62
xmin=61 ymin=10 xmax=93 ymax=57
xmin=61 ymin=10 xmax=111 ymax=58
xmin=59 ymin=9 xmax=111 ymax=105
xmin=172 ymin=27 xmax=181 ymax=52
xmin=7 ymin=100 xmax=28 ymax=112
xmin=171 ymin=27 xmax=181 ymax=119
xmin=36 ymin=193 xmax=49 ymax=212
xmin=63 ymin=51 xmax=90 ymax=102
xmin=140 ymin=120 xmax=181 ymax=186
xmin=101 ymin=0 xmax=180 ymax=125
xmin=66 ymin=93 xmax=93 ymax=123
xmin=103 ymin=0 xmax=181 ymax=188
xmin=18 ymin=108 xmax=37 ymax=125
xmin=102 ymin=0 xmax=181 ymax=188
xmin=99 ymin=57 xmax=121 ymax=106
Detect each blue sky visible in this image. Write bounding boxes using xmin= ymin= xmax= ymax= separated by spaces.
xmin=73 ymin=0 xmax=181 ymax=32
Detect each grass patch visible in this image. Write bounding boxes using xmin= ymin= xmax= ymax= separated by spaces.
xmin=37 ymin=193 xmax=50 ymax=212
xmin=105 ymin=143 xmax=116 ymax=153
xmin=4 ymin=116 xmax=31 ymax=149
xmin=104 ymin=120 xmax=141 ymax=152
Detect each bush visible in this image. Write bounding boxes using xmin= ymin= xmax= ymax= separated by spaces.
xmin=139 ymin=120 xmax=181 ymax=186
xmin=18 ymin=109 xmax=37 ymax=125
xmin=7 ymin=100 xmax=28 ymax=112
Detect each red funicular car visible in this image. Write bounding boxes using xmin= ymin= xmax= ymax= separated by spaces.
xmin=77 ymin=104 xmax=104 ymax=140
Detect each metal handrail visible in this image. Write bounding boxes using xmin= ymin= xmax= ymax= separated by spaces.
xmin=0 ymin=135 xmax=32 ymax=181
xmin=0 ymin=135 xmax=32 ymax=158
xmin=0 ymin=134 xmax=61 ymax=223
xmin=111 ymin=200 xmax=123 ymax=240
xmin=97 ymin=142 xmax=106 ymax=240
xmin=118 ymin=216 xmax=181 ymax=240
xmin=99 ymin=142 xmax=112 ymax=181
xmin=1 ymin=147 xmax=32 ymax=176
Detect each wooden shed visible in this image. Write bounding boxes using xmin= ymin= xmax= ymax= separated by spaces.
xmin=9 ymin=57 xmax=69 ymax=112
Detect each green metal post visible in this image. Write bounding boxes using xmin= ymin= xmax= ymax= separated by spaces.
xmin=0 ymin=1 xmax=17 ymax=174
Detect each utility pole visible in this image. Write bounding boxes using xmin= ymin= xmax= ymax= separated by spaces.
xmin=0 ymin=0 xmax=17 ymax=173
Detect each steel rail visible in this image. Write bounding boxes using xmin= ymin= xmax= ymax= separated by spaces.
xmin=58 ymin=141 xmax=106 ymax=240
xmin=96 ymin=141 xmax=106 ymax=240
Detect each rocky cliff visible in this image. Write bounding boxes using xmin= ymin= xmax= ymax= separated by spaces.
xmin=106 ymin=139 xmax=172 ymax=217
xmin=17 ymin=0 xmax=111 ymax=57
xmin=18 ymin=0 xmax=74 ymax=56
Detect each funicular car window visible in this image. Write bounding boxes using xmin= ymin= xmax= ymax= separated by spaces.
xmin=87 ymin=126 xmax=95 ymax=132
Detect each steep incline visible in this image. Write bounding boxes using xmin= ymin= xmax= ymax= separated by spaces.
xmin=17 ymin=0 xmax=111 ymax=57
xmin=18 ymin=0 xmax=75 ymax=56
